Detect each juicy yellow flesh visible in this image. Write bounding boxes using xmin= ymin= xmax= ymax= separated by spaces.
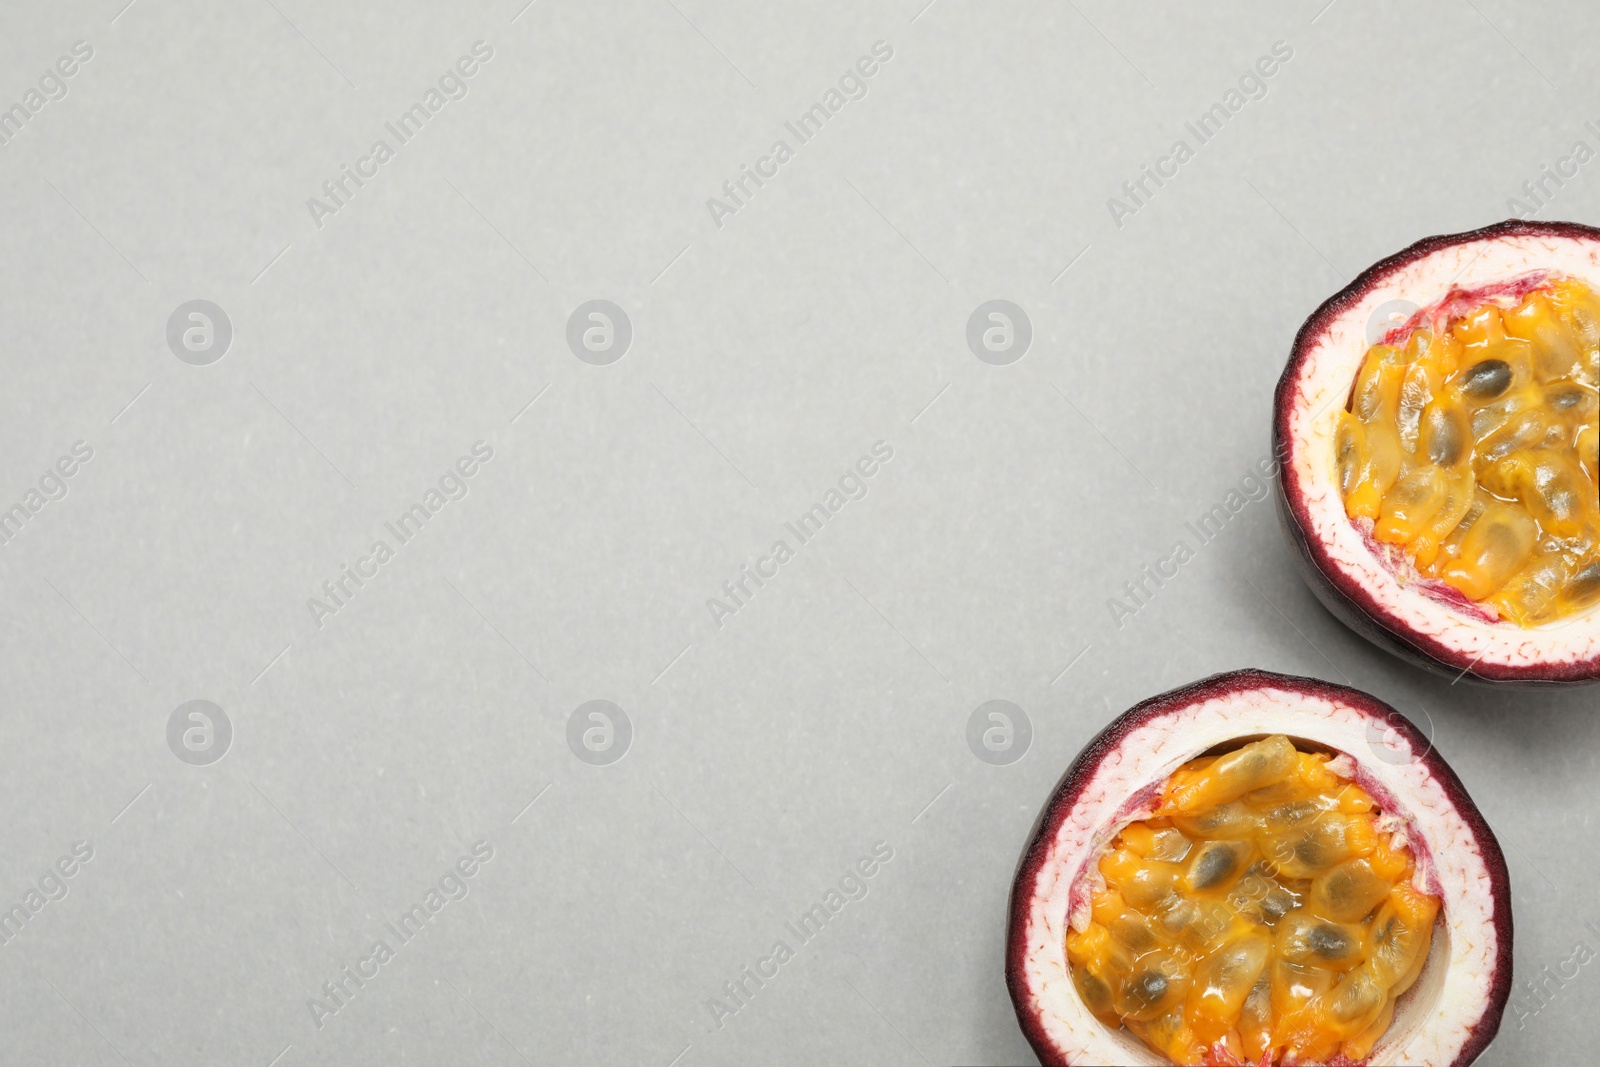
xmin=1336 ymin=278 xmax=1600 ymax=625
xmin=1066 ymin=736 xmax=1440 ymax=1066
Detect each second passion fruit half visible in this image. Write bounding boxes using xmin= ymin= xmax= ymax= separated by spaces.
xmin=1275 ymin=220 xmax=1600 ymax=684
xmin=1007 ymin=670 xmax=1510 ymax=1066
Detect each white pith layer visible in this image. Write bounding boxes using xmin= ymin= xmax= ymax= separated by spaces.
xmin=1285 ymin=229 xmax=1600 ymax=670
xmin=1017 ymin=684 xmax=1500 ymax=1066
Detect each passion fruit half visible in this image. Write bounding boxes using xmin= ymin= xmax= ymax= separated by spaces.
xmin=1275 ymin=219 xmax=1600 ymax=684
xmin=1007 ymin=670 xmax=1510 ymax=1066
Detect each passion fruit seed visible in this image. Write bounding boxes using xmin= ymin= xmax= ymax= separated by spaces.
xmin=1308 ymin=922 xmax=1360 ymax=962
xmin=1461 ymin=358 xmax=1513 ymax=400
xmin=1568 ymin=560 xmax=1600 ymax=609
xmin=1173 ymin=801 xmax=1256 ymax=840
xmin=1186 ymin=840 xmax=1252 ymax=893
xmin=1074 ymin=966 xmax=1114 ymax=1017
xmin=1067 ymin=734 xmax=1439 ymax=1065
xmin=1337 ymin=277 xmax=1600 ymax=625
xmin=1423 ymin=403 xmax=1467 ymax=466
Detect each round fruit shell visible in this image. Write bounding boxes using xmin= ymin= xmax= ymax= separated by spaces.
xmin=1006 ymin=668 xmax=1512 ymax=1067
xmin=1274 ymin=218 xmax=1600 ymax=685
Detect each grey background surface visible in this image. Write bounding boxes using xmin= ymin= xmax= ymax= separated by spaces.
xmin=0 ymin=1 xmax=1594 ymax=1064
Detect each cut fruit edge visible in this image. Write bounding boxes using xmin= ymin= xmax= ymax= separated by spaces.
xmin=1006 ymin=670 xmax=1511 ymax=1067
xmin=1275 ymin=219 xmax=1600 ymax=684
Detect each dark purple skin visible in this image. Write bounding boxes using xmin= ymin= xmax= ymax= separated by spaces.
xmin=1274 ymin=218 xmax=1600 ymax=686
xmin=1006 ymin=669 xmax=1512 ymax=1067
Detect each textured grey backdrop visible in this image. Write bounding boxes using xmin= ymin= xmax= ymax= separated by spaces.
xmin=0 ymin=1 xmax=1594 ymax=1064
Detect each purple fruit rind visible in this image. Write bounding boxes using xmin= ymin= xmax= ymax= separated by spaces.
xmin=1272 ymin=218 xmax=1600 ymax=686
xmin=1006 ymin=669 xmax=1512 ymax=1067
